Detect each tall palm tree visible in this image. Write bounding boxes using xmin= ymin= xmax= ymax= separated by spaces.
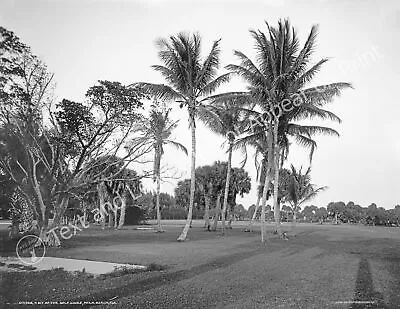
xmin=281 ymin=165 xmax=327 ymax=233
xmin=226 ymin=19 xmax=351 ymax=240
xmin=233 ymin=122 xmax=273 ymax=241
xmin=138 ymin=103 xmax=187 ymax=232
xmin=135 ymin=33 xmax=230 ymax=241
xmin=198 ymin=99 xmax=245 ymax=235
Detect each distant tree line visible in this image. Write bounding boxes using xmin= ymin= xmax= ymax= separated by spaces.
xmin=247 ymin=201 xmax=400 ymax=226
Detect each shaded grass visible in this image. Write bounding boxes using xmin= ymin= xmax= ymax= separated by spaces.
xmin=1 ymin=222 xmax=399 ymax=308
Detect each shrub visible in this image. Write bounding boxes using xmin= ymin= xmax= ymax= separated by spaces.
xmin=147 ymin=263 xmax=165 ymax=271
xmin=124 ymin=206 xmax=146 ymax=225
xmin=99 ymin=266 xmax=146 ymax=279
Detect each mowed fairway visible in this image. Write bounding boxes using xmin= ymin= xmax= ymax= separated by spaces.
xmin=1 ymin=221 xmax=400 ymax=308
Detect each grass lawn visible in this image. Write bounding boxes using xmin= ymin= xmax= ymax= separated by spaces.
xmin=0 ymin=220 xmax=399 ymax=308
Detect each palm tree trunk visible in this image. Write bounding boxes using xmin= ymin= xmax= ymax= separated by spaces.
xmin=203 ymin=191 xmax=211 ymax=230
xmin=291 ymin=205 xmax=297 ymax=234
xmin=260 ymin=168 xmax=272 ymax=243
xmin=177 ymin=116 xmax=196 ymax=241
xmin=153 ymin=146 xmax=164 ymax=232
xmin=245 ymin=190 xmax=261 ymax=232
xmin=221 ymin=144 xmax=233 ymax=235
xmin=156 ymin=170 xmax=164 ymax=232
xmin=227 ymin=206 xmax=233 ymax=229
xmin=212 ymin=192 xmax=222 ymax=231
xmin=260 ymin=126 xmax=274 ymax=243
xmin=272 ymin=121 xmax=283 ymax=238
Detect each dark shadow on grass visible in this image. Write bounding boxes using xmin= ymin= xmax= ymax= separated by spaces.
xmin=350 ymin=257 xmax=387 ymax=309
xmin=65 ymin=245 xmax=273 ymax=308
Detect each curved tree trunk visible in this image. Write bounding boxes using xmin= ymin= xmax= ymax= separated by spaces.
xmin=43 ymin=196 xmax=69 ymax=247
xmin=212 ymin=192 xmax=222 ymax=231
xmin=221 ymin=144 xmax=233 ymax=235
xmin=97 ymin=183 xmax=107 ymax=230
xmin=113 ymin=204 xmax=118 ymax=229
xmin=177 ymin=117 xmax=196 ymax=241
xmin=52 ymin=196 xmax=67 ymax=223
xmin=51 ymin=195 xmax=69 ymax=228
xmin=117 ymin=191 xmax=127 ymax=229
xmin=39 ymin=226 xmax=61 ymax=247
xmin=260 ymin=126 xmax=274 ymax=243
xmin=245 ymin=192 xmax=261 ymax=232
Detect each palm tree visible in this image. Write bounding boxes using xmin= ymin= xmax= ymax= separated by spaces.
xmin=233 ymin=123 xmax=273 ymax=241
xmin=198 ymin=99 xmax=246 ymax=235
xmin=135 ymin=33 xmax=230 ymax=241
xmin=226 ymin=19 xmax=351 ymax=239
xmin=137 ymin=103 xmax=187 ymax=232
xmin=281 ymin=165 xmax=327 ymax=233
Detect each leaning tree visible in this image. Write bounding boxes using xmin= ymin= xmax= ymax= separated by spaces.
xmin=135 ymin=33 xmax=231 ymax=241
xmin=225 ymin=19 xmax=351 ymax=241
xmin=136 ymin=102 xmax=187 ymax=232
xmin=198 ymin=98 xmax=246 ymax=234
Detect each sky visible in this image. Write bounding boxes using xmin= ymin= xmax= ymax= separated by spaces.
xmin=1 ymin=0 xmax=399 ymax=209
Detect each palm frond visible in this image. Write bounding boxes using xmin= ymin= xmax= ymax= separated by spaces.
xmin=294 ymin=134 xmax=317 ymax=162
xmin=165 ymin=140 xmax=188 ymax=156
xmin=134 ymin=82 xmax=183 ymax=102
xmin=196 ymin=38 xmax=221 ymax=87
xmin=291 ymin=104 xmax=342 ymax=123
xmin=302 ymin=82 xmax=353 ymax=106
xmin=299 ymin=186 xmax=328 ymax=205
xmin=288 ymin=124 xmax=339 ymax=138
xmin=196 ymin=105 xmax=224 ymax=135
xmin=199 ymin=72 xmax=232 ymax=97
xmin=155 ymin=37 xmax=190 ymax=92
xmin=227 ymin=50 xmax=268 ymax=87
xmin=204 ymin=92 xmax=252 ymax=107
xmin=291 ymin=24 xmax=318 ymax=78
xmin=150 ymin=65 xmax=181 ymax=89
xmin=295 ymin=58 xmax=329 ymax=88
